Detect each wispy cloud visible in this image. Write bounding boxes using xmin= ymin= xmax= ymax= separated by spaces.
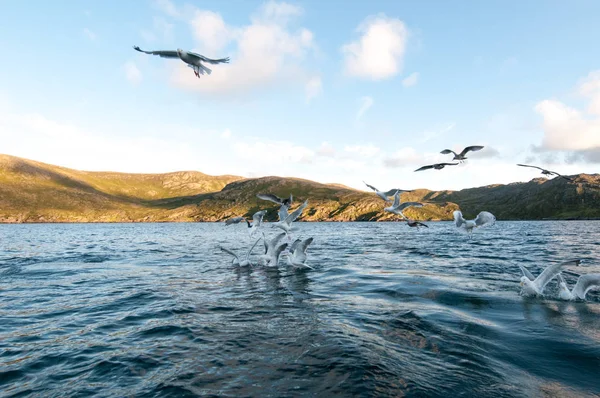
xmin=83 ymin=28 xmax=96 ymax=41
xmin=402 ymin=72 xmax=419 ymax=87
xmin=305 ymin=76 xmax=322 ymax=102
xmin=356 ymin=96 xmax=374 ymax=120
xmin=341 ymin=14 xmax=409 ymax=80
xmin=123 ymin=61 xmax=142 ymax=85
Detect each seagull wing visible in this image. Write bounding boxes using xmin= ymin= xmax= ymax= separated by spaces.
xmin=533 ymin=259 xmax=581 ymax=292
xmin=133 ymin=46 xmax=179 ymax=58
xmin=268 ymin=232 xmax=287 ymax=253
xmin=273 ymin=242 xmax=288 ymax=261
xmin=396 ymin=202 xmax=423 ymax=212
xmin=518 ymin=264 xmax=536 ymax=281
xmin=571 ymin=273 xmax=600 ymax=299
xmin=417 ymin=222 xmax=429 ymax=228
xmin=289 ymin=238 xmax=302 ymax=254
xmin=363 ymin=181 xmax=378 ymax=192
xmin=440 ymin=149 xmax=456 ymax=155
xmin=257 ymin=193 xmax=283 ymax=204
xmin=383 ymin=189 xmax=402 ymax=196
xmin=453 ymin=210 xmax=465 ymax=227
xmin=278 ymin=204 xmax=289 ymax=222
xmin=220 ymin=246 xmax=239 ymax=263
xmin=440 ymin=163 xmax=459 ymax=166
xmin=517 ymin=164 xmax=545 ymax=171
xmin=187 ymin=52 xmax=230 ymax=64
xmin=252 ymin=210 xmax=267 ymax=226
xmin=225 ymin=216 xmax=244 ymax=225
xmin=460 ymin=145 xmax=484 ymax=156
xmin=245 ymin=237 xmax=262 ymax=261
xmin=390 ymin=191 xmax=401 ymax=208
xmin=293 ymin=237 xmax=314 ymax=264
xmin=284 ymin=200 xmax=308 ymax=224
xmin=474 ymin=211 xmax=496 ymax=227
xmin=414 ymin=165 xmax=434 ymax=172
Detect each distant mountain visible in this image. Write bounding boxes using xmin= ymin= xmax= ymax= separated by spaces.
xmin=0 ymin=154 xmax=598 ymax=223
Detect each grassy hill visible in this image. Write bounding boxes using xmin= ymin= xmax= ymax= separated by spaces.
xmin=0 ymin=154 xmax=598 ymax=223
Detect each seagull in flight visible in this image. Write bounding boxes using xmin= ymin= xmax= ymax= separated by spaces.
xmin=384 ymin=191 xmax=423 ymax=218
xmin=132 ymin=46 xmax=230 ymax=78
xmin=220 ymin=237 xmax=262 ymax=267
xmin=414 ymin=163 xmax=458 ymax=172
xmin=287 ymin=237 xmax=315 ymax=270
xmin=519 ymin=259 xmax=581 ymax=297
xmin=225 ymin=216 xmax=245 ymax=226
xmin=362 ymin=181 xmax=412 ymax=202
xmin=440 ymin=146 xmax=484 ymax=162
xmin=246 ymin=210 xmax=267 ymax=237
xmin=516 ymin=164 xmax=573 ymax=181
xmin=402 ymin=215 xmax=429 ymax=229
xmin=453 ymin=210 xmax=495 ymax=238
xmin=273 ymin=200 xmax=309 ymax=235
xmin=557 ymin=272 xmax=600 ymax=301
xmin=257 ymin=193 xmax=293 ymax=207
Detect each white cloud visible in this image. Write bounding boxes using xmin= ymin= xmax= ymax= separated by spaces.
xmin=123 ymin=61 xmax=142 ymax=85
xmin=344 ymin=143 xmax=380 ymax=158
xmin=153 ymin=0 xmax=180 ymax=18
xmin=341 ymin=14 xmax=408 ymax=80
xmin=316 ymin=141 xmax=335 ymax=157
xmin=221 ymin=129 xmax=232 ymax=139
xmin=168 ymin=1 xmax=317 ymax=97
xmin=402 ymin=72 xmax=419 ymax=87
xmin=83 ymin=28 xmax=96 ymax=41
xmin=356 ymin=96 xmax=374 ymax=120
xmin=305 ymin=76 xmax=322 ymax=102
xmin=382 ymin=147 xmax=425 ymax=168
xmin=534 ymin=70 xmax=600 ymax=157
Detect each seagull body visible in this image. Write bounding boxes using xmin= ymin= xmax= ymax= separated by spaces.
xmin=287 ymin=237 xmax=315 ymax=269
xmin=246 ymin=210 xmax=267 ymax=237
xmin=557 ymin=273 xmax=600 ymax=300
xmin=519 ymin=259 xmax=581 ymax=297
xmin=220 ymin=237 xmax=262 ymax=267
xmin=225 ymin=216 xmax=245 ymax=226
xmin=406 ymin=219 xmax=428 ymax=229
xmin=414 ymin=163 xmax=458 ymax=172
xmin=453 ymin=210 xmax=496 ymax=237
xmin=440 ymin=145 xmax=484 ymax=162
xmin=273 ymin=200 xmax=309 ymax=235
xmin=384 ymin=191 xmax=423 ymax=218
xmin=516 ymin=164 xmax=572 ymax=181
xmin=363 ymin=181 xmax=411 ymax=202
xmin=259 ymin=232 xmax=288 ymax=267
xmin=132 ymin=46 xmax=230 ymax=79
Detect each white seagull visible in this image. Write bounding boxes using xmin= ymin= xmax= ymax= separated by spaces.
xmin=258 ymin=232 xmax=288 ymax=267
xmin=453 ymin=210 xmax=496 ymax=237
xmin=557 ymin=273 xmax=600 ymax=301
xmin=519 ymin=259 xmax=581 ymax=297
xmin=384 ymin=191 xmax=423 ymax=218
xmin=219 ymin=237 xmax=262 ymax=267
xmin=440 ymin=145 xmax=484 ymax=162
xmin=287 ymin=237 xmax=315 ymax=270
xmin=132 ymin=46 xmax=230 ymax=78
xmin=363 ymin=181 xmax=412 ymax=202
xmin=246 ymin=210 xmax=267 ymax=237
xmin=273 ymin=200 xmax=309 ymax=235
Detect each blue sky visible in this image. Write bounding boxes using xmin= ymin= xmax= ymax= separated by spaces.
xmin=1 ymin=0 xmax=599 ymax=191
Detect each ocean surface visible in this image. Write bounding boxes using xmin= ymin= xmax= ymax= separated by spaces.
xmin=1 ymin=221 xmax=599 ymax=397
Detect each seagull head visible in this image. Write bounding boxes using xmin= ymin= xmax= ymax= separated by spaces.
xmin=176 ymin=48 xmax=184 ymax=55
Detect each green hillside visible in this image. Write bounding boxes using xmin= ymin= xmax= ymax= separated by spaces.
xmin=0 ymin=154 xmax=598 ymax=223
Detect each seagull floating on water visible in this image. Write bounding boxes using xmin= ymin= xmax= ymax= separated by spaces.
xmin=440 ymin=145 xmax=484 ymax=162
xmin=132 ymin=45 xmax=230 ymax=79
xmin=384 ymin=191 xmax=423 ymax=218
xmin=519 ymin=259 xmax=581 ymax=297
xmin=287 ymin=237 xmax=315 ymax=270
xmin=557 ymin=273 xmax=600 ymax=301
xmin=414 ymin=163 xmax=458 ymax=172
xmin=516 ymin=164 xmax=573 ymax=181
xmin=453 ymin=210 xmax=495 ymax=237
xmin=219 ymin=237 xmax=262 ymax=267
xmin=363 ymin=181 xmax=411 ymax=202
xmin=259 ymin=232 xmax=288 ymax=267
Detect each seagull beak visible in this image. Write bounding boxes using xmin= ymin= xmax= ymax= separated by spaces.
xmin=519 ymin=281 xmax=524 ymax=287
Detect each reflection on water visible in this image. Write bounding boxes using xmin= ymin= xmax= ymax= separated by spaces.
xmin=0 ymin=221 xmax=599 ymax=397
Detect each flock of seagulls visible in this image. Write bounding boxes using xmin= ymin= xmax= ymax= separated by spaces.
xmin=217 ymin=143 xmax=598 ymax=301
xmin=221 ymin=193 xmax=313 ymax=270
